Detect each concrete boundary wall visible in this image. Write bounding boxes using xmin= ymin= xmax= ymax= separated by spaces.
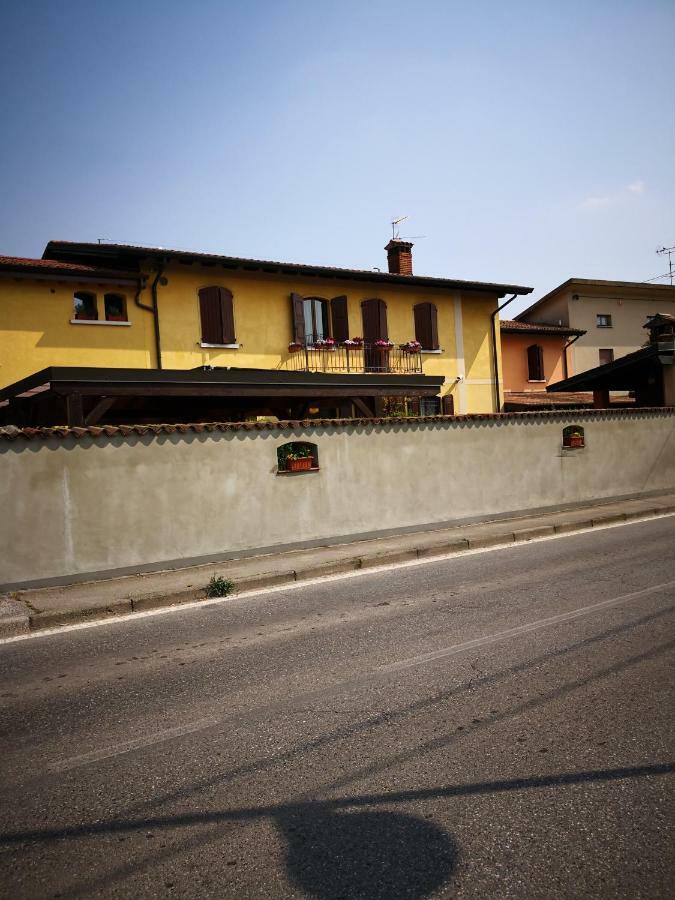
xmin=2 ymin=410 xmax=674 ymax=589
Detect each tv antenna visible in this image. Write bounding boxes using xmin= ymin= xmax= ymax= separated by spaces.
xmin=390 ymin=216 xmax=426 ymax=241
xmin=391 ymin=216 xmax=408 ymax=239
xmin=656 ymin=245 xmax=675 ymax=285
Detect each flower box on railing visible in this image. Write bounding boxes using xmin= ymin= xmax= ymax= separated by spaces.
xmin=399 ymin=340 xmax=422 ymax=353
xmin=288 ymin=342 xmax=304 ymax=353
xmin=312 ymin=338 xmax=336 ymax=350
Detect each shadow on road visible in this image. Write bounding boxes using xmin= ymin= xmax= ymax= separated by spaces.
xmin=2 ymin=621 xmax=674 ymax=897
xmin=277 ymin=806 xmax=458 ymax=899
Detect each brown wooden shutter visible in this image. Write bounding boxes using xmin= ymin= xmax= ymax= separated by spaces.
xmin=428 ymin=304 xmax=438 ymax=349
xmin=377 ymin=299 xmax=388 ymax=340
xmin=330 ymin=296 xmax=349 ymax=342
xmin=199 ymin=287 xmax=223 ymax=343
xmin=220 ymin=288 xmax=235 ymax=344
xmin=413 ymin=302 xmax=438 ymax=350
xmin=527 ymin=344 xmax=544 ymax=380
xmin=291 ymin=293 xmax=305 ymax=343
xmin=362 ymin=298 xmax=387 ymax=341
xmin=442 ymin=394 xmax=454 ymax=415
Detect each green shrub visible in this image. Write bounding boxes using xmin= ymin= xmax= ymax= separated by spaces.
xmin=206 ymin=575 xmax=234 ymax=598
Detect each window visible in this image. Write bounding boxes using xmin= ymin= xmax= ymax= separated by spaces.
xmin=562 ymin=425 xmax=585 ymax=448
xmin=199 ymin=286 xmax=236 ymax=345
xmin=276 ymin=441 xmax=319 ymax=473
xmin=302 ymin=297 xmax=329 ymax=344
xmin=599 ymin=348 xmax=614 ymax=366
xmin=413 ymin=302 xmax=439 ymax=350
xmin=291 ymin=294 xmax=349 ymax=345
xmin=527 ymin=344 xmax=545 ymax=381
xmin=420 ymin=396 xmax=441 ymax=415
xmin=73 ymin=291 xmax=98 ymax=321
xmin=104 ymin=293 xmax=127 ymax=322
xmin=596 ymin=314 xmax=612 ymax=328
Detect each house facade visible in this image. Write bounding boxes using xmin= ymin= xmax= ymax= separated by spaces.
xmin=501 ymin=320 xmax=578 ymax=388
xmin=0 ymin=240 xmax=532 ymax=418
xmin=516 ymin=278 xmax=675 ymax=375
xmin=548 ymin=313 xmax=675 ymax=408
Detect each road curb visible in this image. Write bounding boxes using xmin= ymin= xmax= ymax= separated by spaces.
xmin=6 ymin=505 xmax=674 ymax=637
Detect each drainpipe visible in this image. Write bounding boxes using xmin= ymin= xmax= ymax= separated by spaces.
xmin=134 ymin=268 xmax=164 ymax=370
xmin=490 ymin=293 xmax=517 ymax=411
xmin=562 ymin=333 xmax=582 ymax=380
xmin=150 ymin=262 xmax=166 ymax=370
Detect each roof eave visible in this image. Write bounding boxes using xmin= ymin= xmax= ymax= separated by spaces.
xmin=42 ymin=241 xmax=533 ymax=297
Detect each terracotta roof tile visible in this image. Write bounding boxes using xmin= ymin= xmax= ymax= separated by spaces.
xmin=0 ymin=256 xmax=137 ymax=279
xmin=500 ymin=320 xmax=585 ymax=336
xmin=0 ymin=407 xmax=669 ymax=442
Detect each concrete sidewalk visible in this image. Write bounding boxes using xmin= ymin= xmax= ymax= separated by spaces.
xmin=2 ymin=491 xmax=675 ymax=638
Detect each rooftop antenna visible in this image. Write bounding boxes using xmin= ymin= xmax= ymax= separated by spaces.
xmin=656 ymin=245 xmax=675 ymax=285
xmin=391 ymin=216 xmax=408 ymax=240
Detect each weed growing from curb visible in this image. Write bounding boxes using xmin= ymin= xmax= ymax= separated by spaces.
xmin=205 ymin=575 xmax=234 ymax=598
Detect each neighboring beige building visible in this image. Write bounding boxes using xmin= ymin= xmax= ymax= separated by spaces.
xmin=516 ymin=279 xmax=675 ymax=375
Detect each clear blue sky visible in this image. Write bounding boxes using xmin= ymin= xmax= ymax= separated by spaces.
xmin=1 ymin=0 xmax=673 ymax=314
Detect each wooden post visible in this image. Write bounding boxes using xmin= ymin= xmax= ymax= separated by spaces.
xmin=593 ymin=388 xmax=610 ymax=409
xmin=66 ymin=393 xmax=84 ymax=426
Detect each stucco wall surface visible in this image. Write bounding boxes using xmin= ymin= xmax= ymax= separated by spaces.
xmin=501 ymin=333 xmax=567 ymax=391
xmin=568 ymin=293 xmax=675 ymax=374
xmin=2 ymin=411 xmax=674 ymax=588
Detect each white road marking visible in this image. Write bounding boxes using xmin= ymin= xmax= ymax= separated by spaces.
xmin=40 ymin=577 xmax=675 ymax=776
xmin=381 ymin=580 xmax=675 ymax=673
xmin=1 ymin=511 xmax=673 ymax=646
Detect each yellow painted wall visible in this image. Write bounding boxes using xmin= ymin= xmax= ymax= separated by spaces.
xmin=0 ymin=262 xmax=502 ymax=412
xmin=0 ymin=276 xmax=152 ymax=386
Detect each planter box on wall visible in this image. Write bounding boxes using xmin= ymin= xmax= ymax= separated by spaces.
xmin=286 ymin=457 xmax=314 ymax=472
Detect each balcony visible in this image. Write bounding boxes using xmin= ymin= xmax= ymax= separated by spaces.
xmin=283 ymin=342 xmax=423 ymax=375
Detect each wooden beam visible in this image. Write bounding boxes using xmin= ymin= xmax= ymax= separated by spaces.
xmin=52 ymin=383 xmax=436 ymax=399
xmin=351 ymin=397 xmax=375 ymax=417
xmin=85 ymin=397 xmax=115 ymax=426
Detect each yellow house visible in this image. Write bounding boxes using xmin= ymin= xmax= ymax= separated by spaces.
xmin=0 ymin=240 xmax=532 ymax=421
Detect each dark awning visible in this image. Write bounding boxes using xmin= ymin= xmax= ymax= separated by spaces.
xmin=547 ymin=343 xmax=674 ymax=393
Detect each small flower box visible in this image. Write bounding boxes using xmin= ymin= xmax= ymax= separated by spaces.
xmin=287 ymin=456 xmax=314 ymax=472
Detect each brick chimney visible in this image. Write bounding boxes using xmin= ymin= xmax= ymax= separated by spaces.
xmin=385 ymin=239 xmax=413 ymax=275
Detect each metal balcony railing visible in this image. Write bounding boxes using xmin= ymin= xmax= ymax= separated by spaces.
xmin=283 ymin=343 xmax=423 ymax=375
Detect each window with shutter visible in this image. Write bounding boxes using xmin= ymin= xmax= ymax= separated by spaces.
xmin=291 ymin=293 xmax=306 ymax=344
xmin=413 ymin=303 xmax=438 ymax=350
xmin=442 ymin=394 xmax=454 ymax=415
xmin=303 ymin=298 xmax=329 ymax=344
xmin=361 ymin=298 xmax=387 ymax=341
xmin=331 ymin=296 xmax=349 ymax=343
xmin=199 ymin=287 xmax=235 ymax=345
xmin=527 ymin=344 xmax=544 ymax=381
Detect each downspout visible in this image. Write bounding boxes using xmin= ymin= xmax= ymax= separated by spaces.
xmin=150 ymin=262 xmax=166 ymax=370
xmin=562 ymin=333 xmax=582 ymax=380
xmin=133 ymin=260 xmax=166 ymax=370
xmin=490 ymin=293 xmax=517 ymax=412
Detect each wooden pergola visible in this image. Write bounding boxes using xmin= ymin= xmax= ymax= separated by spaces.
xmin=0 ymin=366 xmax=446 ymax=427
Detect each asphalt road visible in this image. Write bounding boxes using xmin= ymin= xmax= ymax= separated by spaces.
xmin=0 ymin=516 xmax=674 ymax=899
